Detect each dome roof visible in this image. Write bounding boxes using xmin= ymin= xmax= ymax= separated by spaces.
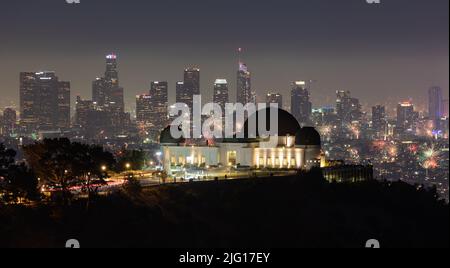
xmin=241 ymin=107 xmax=301 ymax=138
xmin=295 ymin=127 xmax=321 ymax=146
xmin=160 ymin=125 xmax=185 ymax=144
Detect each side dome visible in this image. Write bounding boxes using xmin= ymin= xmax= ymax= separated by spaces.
xmin=241 ymin=107 xmax=301 ymax=138
xmin=160 ymin=125 xmax=185 ymax=144
xmin=295 ymin=127 xmax=321 ymax=146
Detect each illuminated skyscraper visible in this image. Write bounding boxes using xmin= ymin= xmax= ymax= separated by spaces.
xmin=19 ymin=71 xmax=70 ymax=132
xmin=396 ymin=101 xmax=417 ymax=134
xmin=428 ymin=86 xmax=444 ymax=130
xmin=266 ymin=92 xmax=283 ymax=109
xmin=105 ymin=54 xmax=119 ymax=86
xmin=149 ymin=81 xmax=169 ymax=132
xmin=75 ymin=96 xmax=94 ymax=128
xmin=57 ymin=81 xmax=71 ymax=129
xmin=136 ymin=94 xmax=152 ymax=125
xmin=91 ymin=54 xmax=126 ymax=135
xmin=0 ymin=108 xmax=17 ymax=136
xmin=175 ymin=81 xmax=187 ymax=104
xmin=291 ymin=81 xmax=312 ymax=126
xmin=93 ymin=54 xmax=121 ymax=107
xmin=237 ymin=62 xmax=252 ymax=105
xmin=372 ymin=105 xmax=387 ymax=138
xmin=213 ymin=79 xmax=229 ymax=112
xmin=183 ymin=68 xmax=200 ymax=111
xmin=336 ymin=90 xmax=362 ymax=125
xmin=92 ymin=77 xmax=108 ymax=107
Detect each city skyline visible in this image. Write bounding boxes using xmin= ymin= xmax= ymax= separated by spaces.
xmin=0 ymin=0 xmax=448 ymax=112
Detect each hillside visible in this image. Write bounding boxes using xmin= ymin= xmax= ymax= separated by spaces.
xmin=0 ymin=171 xmax=448 ymax=248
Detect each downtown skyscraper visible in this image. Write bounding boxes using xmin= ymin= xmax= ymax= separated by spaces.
xmin=372 ymin=105 xmax=387 ymax=138
xmin=87 ymin=54 xmax=128 ymax=138
xmin=266 ymin=92 xmax=283 ymax=109
xmin=0 ymin=108 xmax=17 ymax=136
xmin=149 ymin=81 xmax=169 ymax=135
xmin=181 ymin=68 xmax=200 ymax=112
xmin=291 ymin=81 xmax=312 ymax=126
xmin=92 ymin=54 xmax=125 ymax=113
xmin=19 ymin=71 xmax=70 ymax=133
xmin=236 ymin=62 xmax=252 ymax=105
xmin=213 ymin=79 xmax=229 ymax=113
xmin=136 ymin=94 xmax=152 ymax=125
xmin=396 ymin=101 xmax=418 ymax=135
xmin=428 ymin=86 xmax=444 ymax=130
xmin=336 ymin=90 xmax=362 ymax=125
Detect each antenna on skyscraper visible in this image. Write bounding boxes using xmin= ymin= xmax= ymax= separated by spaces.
xmin=237 ymin=47 xmax=243 ymax=65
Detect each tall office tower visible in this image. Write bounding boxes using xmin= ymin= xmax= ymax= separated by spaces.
xmin=336 ymin=90 xmax=362 ymax=125
xmin=92 ymin=54 xmax=124 ymax=107
xmin=57 ymin=81 xmax=71 ymax=129
xmin=213 ymin=79 xmax=229 ymax=113
xmin=149 ymin=81 xmax=169 ymax=132
xmin=75 ymin=96 xmax=94 ymax=128
xmin=91 ymin=54 xmax=125 ymax=135
xmin=136 ymin=94 xmax=152 ymax=125
xmin=237 ymin=62 xmax=252 ymax=105
xmin=19 ymin=71 xmax=70 ymax=132
xmin=266 ymin=92 xmax=283 ymax=109
xmin=396 ymin=101 xmax=417 ymax=134
xmin=175 ymin=81 xmax=187 ymax=104
xmin=105 ymin=54 xmax=119 ymax=86
xmin=372 ymin=105 xmax=387 ymax=138
xmin=92 ymin=77 xmax=108 ymax=107
xmin=1 ymin=108 xmax=17 ymax=135
xmin=182 ymin=68 xmax=200 ymax=111
xmin=291 ymin=81 xmax=312 ymax=126
xmin=428 ymin=86 xmax=444 ymax=130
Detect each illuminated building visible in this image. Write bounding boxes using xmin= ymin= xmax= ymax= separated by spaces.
xmin=266 ymin=92 xmax=283 ymax=109
xmin=149 ymin=81 xmax=169 ymax=135
xmin=336 ymin=90 xmax=362 ymax=125
xmin=213 ymin=79 xmax=229 ymax=113
xmin=19 ymin=71 xmax=70 ymax=133
xmin=237 ymin=62 xmax=252 ymax=105
xmin=396 ymin=102 xmax=418 ymax=135
xmin=75 ymin=96 xmax=94 ymax=129
xmin=0 ymin=108 xmax=17 ymax=136
xmin=90 ymin=54 xmax=126 ymax=136
xmin=428 ymin=86 xmax=444 ymax=130
xmin=57 ymin=81 xmax=71 ymax=129
xmin=372 ymin=105 xmax=387 ymax=138
xmin=182 ymin=68 xmax=200 ymax=112
xmin=291 ymin=81 xmax=312 ymax=126
xmin=160 ymin=107 xmax=323 ymax=178
xmin=136 ymin=94 xmax=152 ymax=125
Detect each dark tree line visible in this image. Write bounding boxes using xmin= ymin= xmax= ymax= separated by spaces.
xmin=1 ymin=144 xmax=38 ymax=203
xmin=1 ymin=139 xmax=146 ymax=206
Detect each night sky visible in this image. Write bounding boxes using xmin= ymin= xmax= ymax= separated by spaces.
xmin=0 ymin=0 xmax=448 ymax=114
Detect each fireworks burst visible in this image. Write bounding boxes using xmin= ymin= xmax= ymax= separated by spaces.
xmin=419 ymin=143 xmax=441 ymax=170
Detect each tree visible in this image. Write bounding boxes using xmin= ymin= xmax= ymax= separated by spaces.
xmin=23 ymin=138 xmax=117 ymax=206
xmin=5 ymin=164 xmax=39 ymax=203
xmin=116 ymin=149 xmax=147 ymax=172
xmin=1 ymin=144 xmax=39 ymax=203
xmin=0 ymin=143 xmax=16 ymax=177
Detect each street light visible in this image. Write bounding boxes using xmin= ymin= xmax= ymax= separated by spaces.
xmin=101 ymin=165 xmax=107 ymax=172
xmin=125 ymin=163 xmax=132 ymax=180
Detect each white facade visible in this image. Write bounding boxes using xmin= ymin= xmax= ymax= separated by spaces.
xmin=161 ymin=138 xmax=321 ymax=176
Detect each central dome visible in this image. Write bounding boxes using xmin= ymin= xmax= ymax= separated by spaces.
xmin=241 ymin=107 xmax=301 ymax=138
